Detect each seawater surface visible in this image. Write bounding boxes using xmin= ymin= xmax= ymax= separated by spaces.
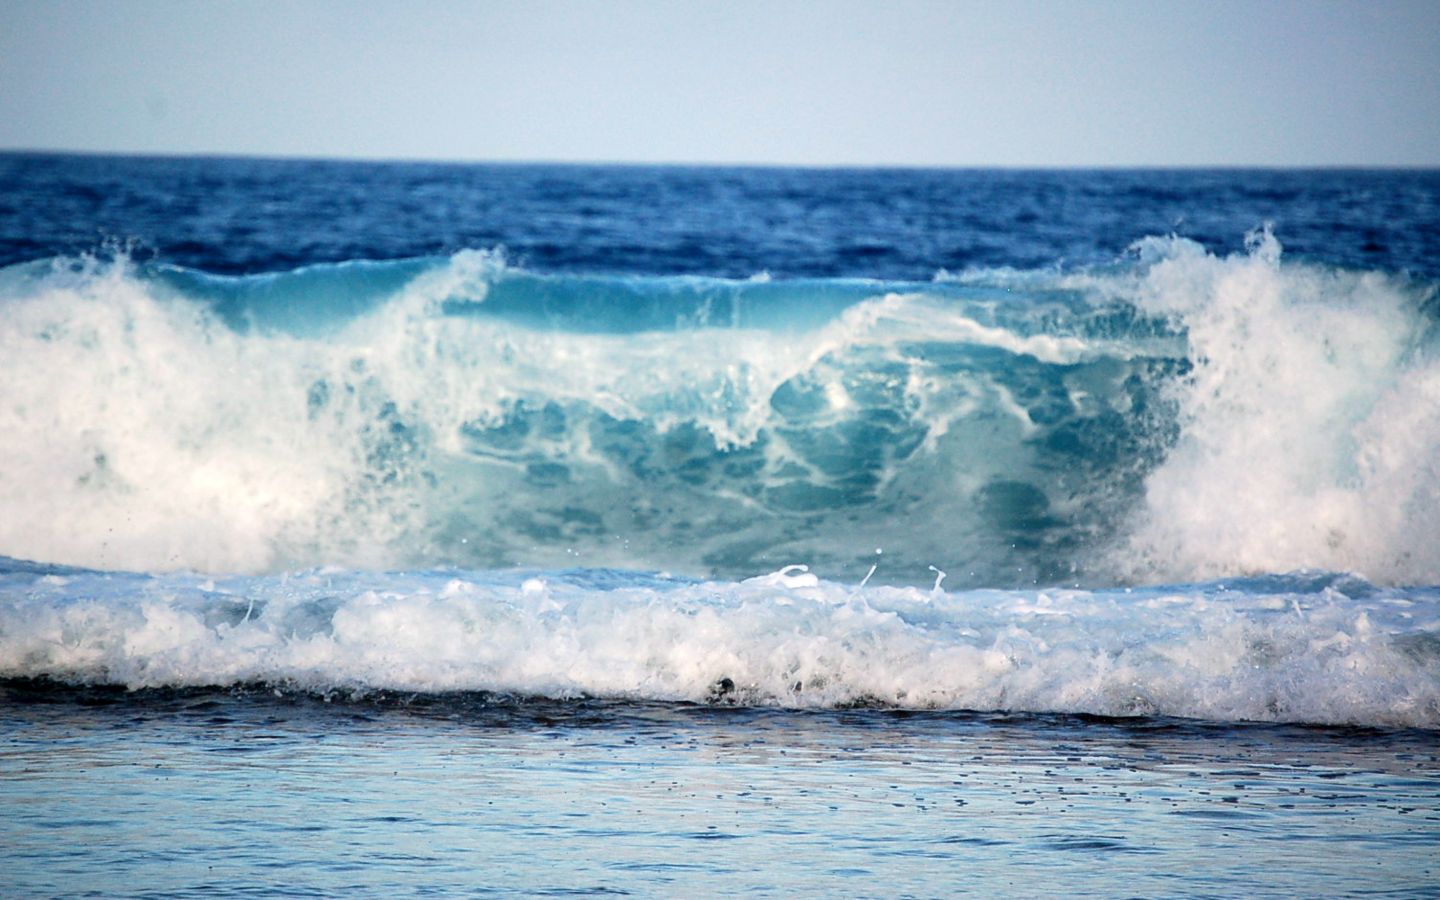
xmin=2 ymin=155 xmax=1439 ymax=895
xmin=6 ymin=685 xmax=1438 ymax=898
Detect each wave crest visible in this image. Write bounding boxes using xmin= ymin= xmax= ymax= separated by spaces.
xmin=0 ymin=237 xmax=1436 ymax=586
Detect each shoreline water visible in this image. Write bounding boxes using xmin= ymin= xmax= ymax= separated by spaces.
xmin=5 ymin=682 xmax=1438 ymax=897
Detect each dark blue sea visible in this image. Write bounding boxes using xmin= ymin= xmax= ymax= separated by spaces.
xmin=2 ymin=154 xmax=1438 ymax=895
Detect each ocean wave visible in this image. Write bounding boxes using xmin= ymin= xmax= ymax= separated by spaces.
xmin=2 ymin=560 xmax=1436 ymax=729
xmin=0 ymin=234 xmax=1436 ymax=586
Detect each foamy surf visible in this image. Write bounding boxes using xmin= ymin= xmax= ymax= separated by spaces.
xmin=2 ymin=559 xmax=1436 ymax=728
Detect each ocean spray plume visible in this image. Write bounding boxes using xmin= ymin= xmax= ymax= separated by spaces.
xmin=0 ymin=253 xmax=426 ymax=572
xmin=1113 ymin=228 xmax=1440 ymax=584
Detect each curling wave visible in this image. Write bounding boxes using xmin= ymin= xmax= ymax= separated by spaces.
xmin=0 ymin=231 xmax=1437 ymax=586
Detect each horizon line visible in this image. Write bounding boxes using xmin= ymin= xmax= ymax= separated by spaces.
xmin=4 ymin=146 xmax=1438 ymax=173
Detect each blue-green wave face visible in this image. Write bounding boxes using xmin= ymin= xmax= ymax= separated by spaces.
xmin=2 ymin=232 xmax=1437 ymax=587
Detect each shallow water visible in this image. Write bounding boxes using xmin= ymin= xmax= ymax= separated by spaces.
xmin=4 ymin=685 xmax=1437 ymax=897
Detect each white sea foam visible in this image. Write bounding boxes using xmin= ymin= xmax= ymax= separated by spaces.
xmin=0 ymin=257 xmax=362 ymax=572
xmin=1111 ymin=229 xmax=1440 ymax=584
xmin=1 ymin=565 xmax=1435 ymax=728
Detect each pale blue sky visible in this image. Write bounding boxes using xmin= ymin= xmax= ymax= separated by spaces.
xmin=2 ymin=0 xmax=1437 ymax=167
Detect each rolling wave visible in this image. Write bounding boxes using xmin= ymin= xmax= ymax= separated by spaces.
xmin=0 ymin=231 xmax=1437 ymax=586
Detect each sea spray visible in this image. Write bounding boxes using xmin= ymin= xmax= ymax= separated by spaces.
xmin=1116 ymin=228 xmax=1440 ymax=583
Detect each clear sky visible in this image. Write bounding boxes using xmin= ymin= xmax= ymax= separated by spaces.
xmin=2 ymin=0 xmax=1437 ymax=167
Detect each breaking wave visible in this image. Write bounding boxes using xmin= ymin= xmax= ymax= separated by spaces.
xmin=0 ymin=230 xmax=1437 ymax=586
xmin=2 ymin=560 xmax=1437 ymax=728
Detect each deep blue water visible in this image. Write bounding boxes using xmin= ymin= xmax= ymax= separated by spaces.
xmin=4 ymin=153 xmax=1439 ymax=279
xmin=2 ymin=153 xmax=1438 ymax=895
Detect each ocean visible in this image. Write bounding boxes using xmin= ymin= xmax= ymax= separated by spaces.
xmin=1 ymin=154 xmax=1438 ymax=895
